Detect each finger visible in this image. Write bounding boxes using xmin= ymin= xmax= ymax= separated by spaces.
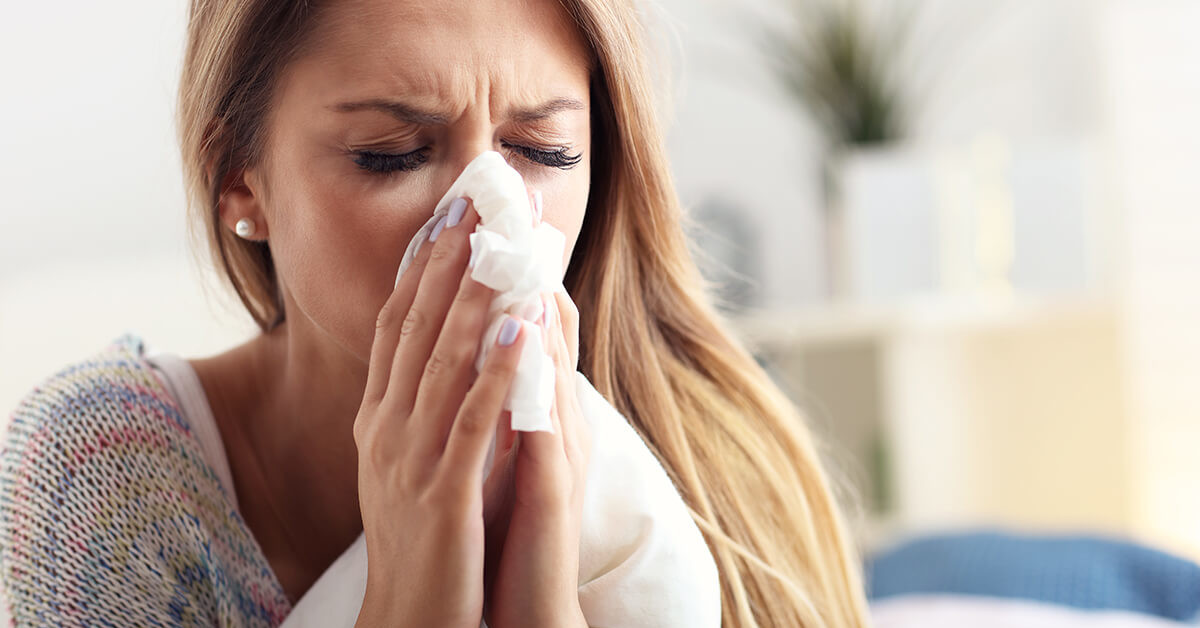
xmin=440 ymin=316 xmax=529 ymax=484
xmin=388 ymin=197 xmax=480 ymax=412
xmin=363 ymin=204 xmax=447 ymax=405
xmin=482 ymin=438 xmax=518 ymax=597
xmin=482 ymin=414 xmax=518 ymax=522
xmin=512 ymin=299 xmax=568 ymax=482
xmin=482 ymin=413 xmax=518 ymax=528
xmin=515 ymin=408 xmax=569 ymax=509
xmin=547 ymin=291 xmax=590 ymax=468
xmin=538 ymin=292 xmax=561 ymax=439
xmin=551 ymin=291 xmax=580 ymax=370
xmin=491 ymin=411 xmax=519 ymax=469
xmin=546 ymin=295 xmax=576 ymax=456
xmin=408 ymin=236 xmax=500 ymax=451
xmin=483 ymin=411 xmax=518 ymax=494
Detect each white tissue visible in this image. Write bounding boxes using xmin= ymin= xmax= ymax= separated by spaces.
xmin=394 ymin=151 xmax=564 ymax=432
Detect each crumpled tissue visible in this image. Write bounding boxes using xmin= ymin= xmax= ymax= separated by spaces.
xmin=394 ymin=151 xmax=565 ymax=433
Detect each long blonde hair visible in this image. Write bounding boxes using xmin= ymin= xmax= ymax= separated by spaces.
xmin=177 ymin=0 xmax=871 ymax=625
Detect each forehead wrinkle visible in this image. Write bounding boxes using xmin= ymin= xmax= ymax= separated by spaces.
xmin=304 ymin=0 xmax=592 ymax=127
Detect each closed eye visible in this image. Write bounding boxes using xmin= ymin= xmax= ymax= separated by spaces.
xmin=350 ymin=143 xmax=581 ymax=176
xmin=501 ymin=142 xmax=582 ymax=170
xmin=352 ymin=148 xmax=429 ymax=174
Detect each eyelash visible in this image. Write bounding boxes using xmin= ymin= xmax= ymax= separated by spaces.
xmin=352 ymin=143 xmax=581 ymax=175
xmin=505 ymin=144 xmax=583 ymax=170
xmin=352 ymin=148 xmax=430 ymax=173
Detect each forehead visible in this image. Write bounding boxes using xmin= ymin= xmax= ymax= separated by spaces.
xmin=287 ymin=0 xmax=594 ymax=117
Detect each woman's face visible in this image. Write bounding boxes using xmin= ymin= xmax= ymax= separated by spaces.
xmin=231 ymin=0 xmax=593 ymax=360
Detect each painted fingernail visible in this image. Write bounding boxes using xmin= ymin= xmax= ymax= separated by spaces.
xmin=532 ymin=190 xmax=543 ymax=222
xmin=447 ymin=197 xmax=468 ymax=227
xmin=498 ymin=316 xmax=520 ymax=346
xmin=429 ymin=215 xmax=449 ymax=242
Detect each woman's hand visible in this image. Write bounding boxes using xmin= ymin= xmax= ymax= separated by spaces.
xmin=353 ymin=199 xmax=530 ymax=628
xmin=483 ymin=289 xmax=593 ymax=628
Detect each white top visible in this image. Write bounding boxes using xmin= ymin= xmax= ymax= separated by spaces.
xmin=144 ymin=351 xmax=239 ymax=504
xmin=142 ymin=349 xmax=722 ymax=627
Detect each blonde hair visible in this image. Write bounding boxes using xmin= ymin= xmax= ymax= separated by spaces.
xmin=177 ymin=0 xmax=871 ymax=625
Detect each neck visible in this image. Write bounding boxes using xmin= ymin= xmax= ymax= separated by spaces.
xmin=236 ymin=313 xmax=368 ymax=578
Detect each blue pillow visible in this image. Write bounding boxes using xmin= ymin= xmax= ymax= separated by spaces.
xmin=866 ymin=529 xmax=1200 ymax=621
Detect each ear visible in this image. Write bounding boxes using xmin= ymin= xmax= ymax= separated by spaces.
xmin=217 ymin=165 xmax=270 ymax=241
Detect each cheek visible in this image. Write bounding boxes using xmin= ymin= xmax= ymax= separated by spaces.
xmin=536 ymin=174 xmax=589 ymax=277
xmin=267 ymin=162 xmax=437 ymax=358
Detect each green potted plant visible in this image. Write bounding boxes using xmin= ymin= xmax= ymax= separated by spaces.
xmin=758 ymin=0 xmax=922 ymax=301
xmin=760 ymin=0 xmax=914 ymax=148
xmin=755 ymin=0 xmax=927 ymax=518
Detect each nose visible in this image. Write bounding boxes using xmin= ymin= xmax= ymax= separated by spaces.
xmin=438 ymin=121 xmax=500 ymax=193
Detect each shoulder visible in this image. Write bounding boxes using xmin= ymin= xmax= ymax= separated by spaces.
xmin=8 ymin=331 xmax=187 ymax=424
xmin=1 ymin=333 xmax=201 ymax=490
xmin=572 ymin=372 xmax=722 ymax=627
xmin=0 ymin=333 xmax=289 ymax=626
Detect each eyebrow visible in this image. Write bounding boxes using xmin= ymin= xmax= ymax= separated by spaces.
xmin=328 ymin=96 xmax=586 ymax=125
xmin=508 ymin=97 xmax=587 ymax=122
xmin=328 ymin=99 xmax=448 ymax=125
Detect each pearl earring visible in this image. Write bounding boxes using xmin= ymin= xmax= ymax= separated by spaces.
xmin=235 ymin=218 xmax=256 ymax=238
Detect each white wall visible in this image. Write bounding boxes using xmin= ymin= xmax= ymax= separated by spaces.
xmin=0 ymin=1 xmax=257 ymax=424
xmin=0 ymin=1 xmax=190 ymax=272
xmin=1102 ymin=0 xmax=1200 ymax=560
xmin=649 ymin=0 xmax=1107 ymax=309
xmin=651 ymin=0 xmax=829 ymax=309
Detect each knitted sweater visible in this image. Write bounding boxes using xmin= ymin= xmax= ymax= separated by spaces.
xmin=0 ymin=333 xmax=293 ymax=626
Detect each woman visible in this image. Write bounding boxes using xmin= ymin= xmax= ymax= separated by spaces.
xmin=0 ymin=0 xmax=869 ymax=626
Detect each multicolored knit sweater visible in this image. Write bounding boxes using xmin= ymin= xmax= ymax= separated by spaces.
xmin=0 ymin=333 xmax=293 ymax=626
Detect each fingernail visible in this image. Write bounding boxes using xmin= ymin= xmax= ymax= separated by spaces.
xmin=532 ymin=190 xmax=543 ymax=222
xmin=519 ymin=301 xmax=542 ymax=323
xmin=447 ymin=197 xmax=468 ymax=227
xmin=498 ymin=316 xmax=520 ymax=346
xmin=429 ymin=215 xmax=449 ymax=242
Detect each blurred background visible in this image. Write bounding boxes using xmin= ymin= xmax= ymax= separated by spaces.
xmin=3 ymin=0 xmax=1199 ymax=624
